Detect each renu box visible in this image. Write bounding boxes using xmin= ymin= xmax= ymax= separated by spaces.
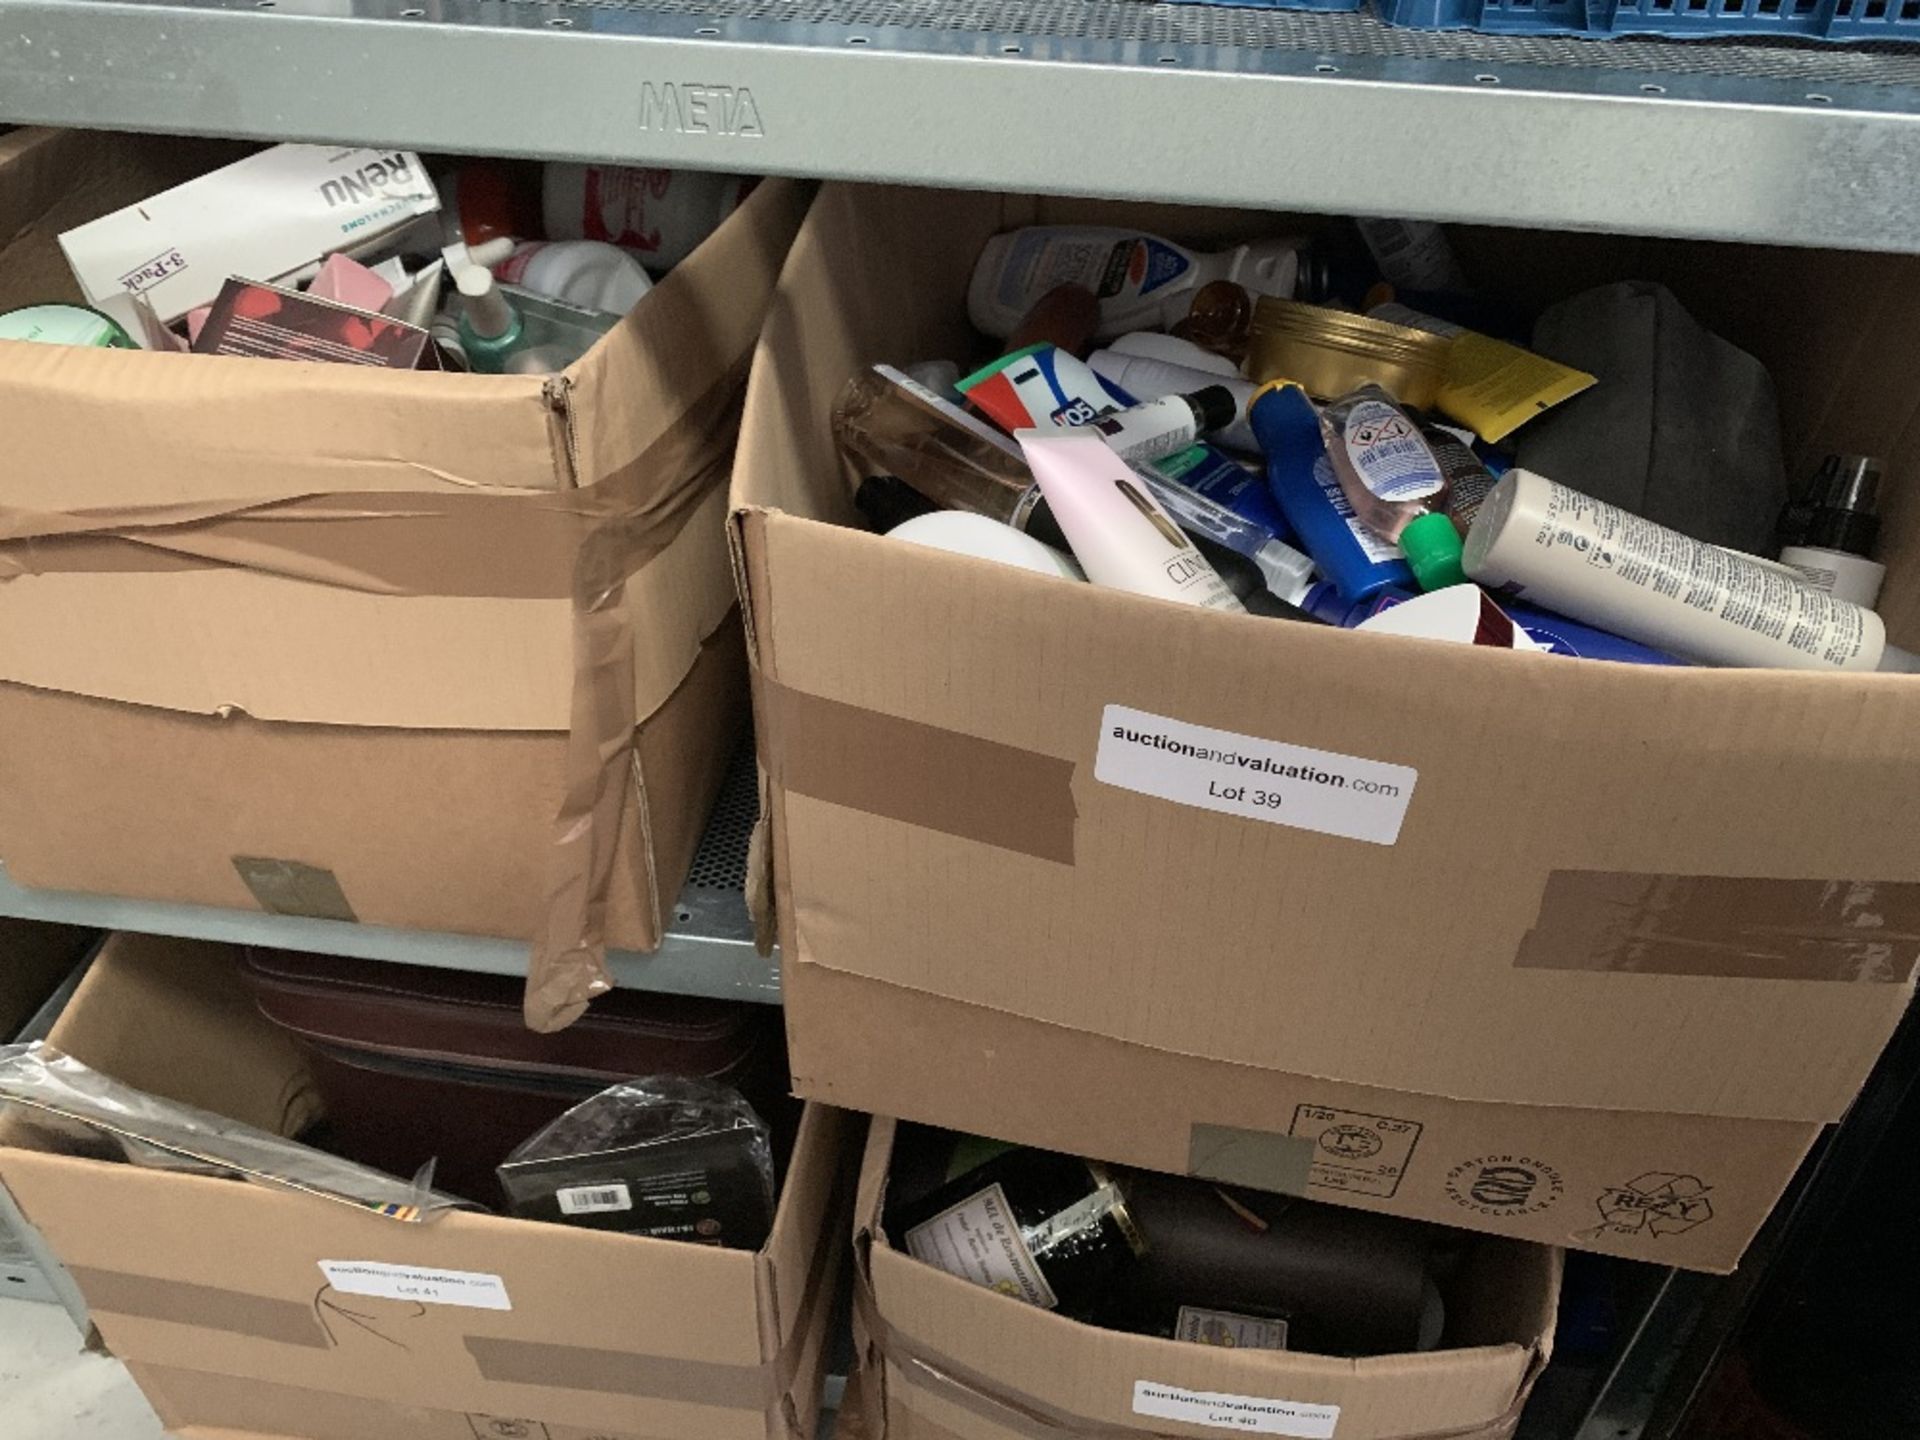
xmin=58 ymin=144 xmax=440 ymax=324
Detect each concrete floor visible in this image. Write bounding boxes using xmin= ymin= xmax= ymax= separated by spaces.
xmin=0 ymin=1299 xmax=165 ymax=1438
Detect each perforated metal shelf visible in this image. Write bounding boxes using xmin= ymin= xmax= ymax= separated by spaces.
xmin=6 ymin=0 xmax=1920 ymax=249
xmin=0 ymin=748 xmax=777 ymax=1002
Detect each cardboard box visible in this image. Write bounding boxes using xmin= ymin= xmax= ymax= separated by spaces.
xmin=729 ymin=182 xmax=1920 ymax=1272
xmin=852 ymin=1119 xmax=1557 ymax=1440
xmin=0 ymin=932 xmax=858 ymax=1440
xmin=0 ymin=128 xmax=811 ymax=967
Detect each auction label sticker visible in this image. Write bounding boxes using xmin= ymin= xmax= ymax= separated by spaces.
xmin=1133 ymin=1381 xmax=1339 ymax=1438
xmin=1097 ymin=704 xmax=1416 ymax=845
xmin=319 ymin=1261 xmax=511 ymax=1311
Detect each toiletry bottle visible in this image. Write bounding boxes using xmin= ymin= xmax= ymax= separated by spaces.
xmin=1170 ymin=280 xmax=1253 ymax=363
xmin=883 ymin=355 xmax=1305 ymax=610
xmin=1006 ymin=284 xmax=1101 ymax=358
xmin=1317 ymin=384 xmax=1465 ymax=591
xmin=1250 ymin=382 xmax=1417 ymax=602
xmin=1302 ymin=582 xmax=1684 ymax=665
xmin=1110 ymin=331 xmax=1241 ymax=376
xmin=1464 ymin=470 xmax=1901 ymax=672
xmin=959 ymin=344 xmax=1253 ymax=510
xmin=454 ymin=268 xmax=526 ymax=374
xmin=1083 ymin=387 xmax=1239 ymax=465
xmin=1089 ymin=348 xmax=1260 ymax=454
xmin=887 ymin=1145 xmax=1146 ymax=1322
xmin=835 ymin=365 xmax=1050 ymax=528
xmin=1017 ymin=432 xmax=1244 ymax=613
xmin=542 ymin=164 xmax=758 ymax=271
xmin=837 ymin=369 xmax=1311 ymax=612
xmin=1354 ymin=218 xmax=1469 ymax=294
xmin=1780 ymin=454 xmax=1886 ymax=609
xmin=969 ymin=227 xmax=1300 ymax=342
xmin=494 ymin=240 xmax=653 ymax=317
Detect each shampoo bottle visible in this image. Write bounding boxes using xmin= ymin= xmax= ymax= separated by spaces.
xmin=1465 ymin=470 xmax=1902 ymax=672
xmin=1250 ymin=382 xmax=1416 ymax=602
xmin=969 ymin=227 xmax=1300 ymax=342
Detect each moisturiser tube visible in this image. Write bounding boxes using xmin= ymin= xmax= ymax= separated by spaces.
xmin=1018 ymin=432 xmax=1245 ymax=613
xmin=1465 ymin=470 xmax=1898 ymax=672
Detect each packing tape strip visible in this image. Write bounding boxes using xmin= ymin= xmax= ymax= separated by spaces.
xmin=1516 ymin=871 xmax=1920 ymax=982
xmin=757 ymin=679 xmax=1079 ymax=867
xmin=68 ymin=1267 xmax=332 ymax=1348
xmin=465 ymin=1337 xmax=772 ymax=1407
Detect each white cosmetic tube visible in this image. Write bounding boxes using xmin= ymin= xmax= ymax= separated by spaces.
xmin=1464 ymin=470 xmax=1889 ymax=672
xmin=1017 ymin=431 xmax=1244 ymax=613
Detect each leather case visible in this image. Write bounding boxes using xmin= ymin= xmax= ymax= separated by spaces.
xmin=239 ymin=948 xmax=784 ymax=1207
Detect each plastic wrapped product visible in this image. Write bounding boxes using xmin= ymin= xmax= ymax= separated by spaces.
xmin=0 ymin=1043 xmax=465 ymax=1221
xmin=497 ymin=1076 xmax=775 ymax=1249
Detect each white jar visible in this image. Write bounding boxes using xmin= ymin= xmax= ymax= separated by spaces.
xmin=493 ymin=241 xmax=653 ymax=317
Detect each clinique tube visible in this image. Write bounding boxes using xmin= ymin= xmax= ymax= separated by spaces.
xmin=1017 ymin=432 xmax=1244 ymax=613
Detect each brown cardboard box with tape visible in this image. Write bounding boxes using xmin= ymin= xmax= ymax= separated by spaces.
xmin=729 ymin=182 xmax=1920 ymax=1272
xmin=0 ymin=128 xmax=811 ymax=993
xmin=850 ymin=1119 xmax=1558 ymax=1440
xmin=0 ymin=932 xmax=858 ymax=1440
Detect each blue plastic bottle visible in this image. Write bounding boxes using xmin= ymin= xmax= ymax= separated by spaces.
xmin=1249 ymin=382 xmax=1414 ymax=601
xmin=1302 ymin=583 xmax=1686 ymax=665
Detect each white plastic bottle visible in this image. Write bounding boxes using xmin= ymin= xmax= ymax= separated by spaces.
xmin=969 ymin=227 xmax=1300 ymax=342
xmin=1089 ymin=349 xmax=1260 ymax=453
xmin=542 ymin=165 xmax=759 ymax=272
xmin=493 ymin=241 xmax=653 ymax=316
xmin=1463 ymin=470 xmax=1897 ymax=672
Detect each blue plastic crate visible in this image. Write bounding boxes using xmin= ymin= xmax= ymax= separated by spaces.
xmin=1163 ymin=0 xmax=1365 ymax=13
xmin=1372 ymin=0 xmax=1920 ymax=41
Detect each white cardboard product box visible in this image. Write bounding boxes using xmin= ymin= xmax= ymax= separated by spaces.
xmin=58 ymin=143 xmax=440 ymax=322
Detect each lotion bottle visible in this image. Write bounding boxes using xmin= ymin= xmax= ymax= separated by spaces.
xmin=1465 ymin=470 xmax=1905 ymax=672
xmin=970 ymin=228 xmax=1300 ymax=342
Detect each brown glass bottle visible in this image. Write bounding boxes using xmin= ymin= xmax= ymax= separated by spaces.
xmin=886 ymin=1145 xmax=1145 ymax=1322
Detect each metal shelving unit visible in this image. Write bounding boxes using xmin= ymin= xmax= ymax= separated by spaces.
xmin=6 ymin=0 xmax=1920 ymax=249
xmin=0 ymin=750 xmax=778 ymax=1004
xmin=1 ymin=6 xmax=1911 ymax=1433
